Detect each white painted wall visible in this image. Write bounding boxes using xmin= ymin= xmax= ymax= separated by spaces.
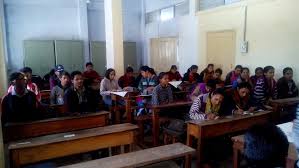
xmin=197 ymin=0 xmax=299 ymax=83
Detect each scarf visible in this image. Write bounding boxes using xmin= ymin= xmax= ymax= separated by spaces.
xmin=205 ymin=95 xmax=221 ymax=115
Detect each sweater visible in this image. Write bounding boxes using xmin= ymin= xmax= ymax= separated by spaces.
xmin=151 ymin=84 xmax=173 ymax=105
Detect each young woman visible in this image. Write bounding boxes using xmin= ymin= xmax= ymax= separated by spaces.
xmin=152 ymin=72 xmax=173 ymax=105
xmin=50 ymin=71 xmax=71 ymax=105
xmin=118 ymin=66 xmax=136 ymax=89
xmin=225 ymin=65 xmax=242 ymax=85
xmin=277 ymin=67 xmax=298 ymax=99
xmin=182 ymin=65 xmax=201 ymax=84
xmin=100 ymin=68 xmax=122 ymax=106
xmin=138 ymin=67 xmax=158 ymax=95
xmin=188 ymin=88 xmax=225 ymax=121
xmin=199 ymin=64 xmax=214 ymax=83
xmin=232 ymin=67 xmax=252 ymax=89
xmin=167 ymin=65 xmax=182 ymax=81
xmin=213 ymin=68 xmax=225 ymax=88
xmin=250 ymin=67 xmax=263 ymax=87
xmin=224 ymin=82 xmax=255 ymax=115
xmin=252 ymin=66 xmax=277 ymax=109
xmin=189 ymin=79 xmax=216 ymax=101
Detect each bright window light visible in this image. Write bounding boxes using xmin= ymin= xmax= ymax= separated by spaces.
xmin=160 ymin=7 xmax=174 ymax=21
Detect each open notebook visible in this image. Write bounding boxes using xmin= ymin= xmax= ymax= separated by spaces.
xmin=168 ymin=81 xmax=182 ymax=88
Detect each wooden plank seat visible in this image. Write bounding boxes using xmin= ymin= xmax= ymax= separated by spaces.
xmin=8 ymin=123 xmax=138 ymax=168
xmin=4 ymin=111 xmax=109 ymax=142
xmin=59 ymin=143 xmax=195 ymax=168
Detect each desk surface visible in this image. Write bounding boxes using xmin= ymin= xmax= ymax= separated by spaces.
xmin=270 ymin=97 xmax=299 ymax=105
xmin=59 ymin=143 xmax=195 ymax=168
xmin=8 ymin=123 xmax=138 ymax=150
xmin=149 ymin=101 xmax=193 ymax=109
xmin=187 ymin=111 xmax=272 ymax=127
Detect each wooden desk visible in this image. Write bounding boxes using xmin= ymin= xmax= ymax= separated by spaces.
xmin=185 ymin=111 xmax=272 ymax=168
xmin=232 ymin=135 xmax=298 ymax=168
xmin=149 ymin=101 xmax=193 ymax=146
xmin=4 ymin=111 xmax=109 ymax=142
xmin=59 ymin=143 xmax=195 ymax=168
xmin=9 ymin=123 xmax=138 ymax=168
xmin=270 ymin=97 xmax=299 ymax=123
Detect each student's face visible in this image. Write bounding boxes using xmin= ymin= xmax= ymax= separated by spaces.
xmin=208 ymin=66 xmax=214 ymax=73
xmin=255 ymin=69 xmax=263 ymax=78
xmin=127 ymin=72 xmax=133 ymax=77
xmin=170 ymin=68 xmax=177 ymax=74
xmin=109 ymin=71 xmax=116 ymax=80
xmin=14 ymin=74 xmax=26 ymax=91
xmin=284 ymin=70 xmax=293 ymax=80
xmin=238 ymin=88 xmax=250 ymax=98
xmin=235 ymin=68 xmax=242 ymax=75
xmin=141 ymin=71 xmax=148 ymax=78
xmin=241 ymin=69 xmax=249 ymax=79
xmin=24 ymin=72 xmax=32 ymax=81
xmin=72 ymin=74 xmax=84 ymax=89
xmin=60 ymin=75 xmax=70 ymax=87
xmin=211 ymin=94 xmax=224 ymax=106
xmin=205 ymin=86 xmax=212 ymax=92
xmin=86 ymin=65 xmax=93 ymax=71
xmin=213 ymin=72 xmax=221 ymax=79
xmin=55 ymin=71 xmax=60 ymax=77
xmin=160 ymin=75 xmax=169 ymax=86
xmin=265 ymin=69 xmax=275 ymax=79
xmin=191 ymin=68 xmax=198 ymax=74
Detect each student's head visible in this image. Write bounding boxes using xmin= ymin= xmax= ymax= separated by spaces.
xmin=59 ymin=71 xmax=70 ymax=87
xmin=84 ymin=78 xmax=100 ymax=91
xmin=10 ymin=72 xmax=26 ymax=93
xmin=244 ymin=123 xmax=289 ymax=168
xmin=189 ymin=65 xmax=198 ymax=74
xmin=263 ymin=66 xmax=275 ymax=79
xmin=105 ymin=68 xmax=116 ymax=80
xmin=126 ymin=66 xmax=134 ymax=77
xmin=71 ymin=71 xmax=84 ymax=89
xmin=20 ymin=67 xmax=33 ymax=81
xmin=140 ymin=66 xmax=150 ymax=78
xmin=240 ymin=67 xmax=250 ymax=79
xmin=283 ymin=67 xmax=293 ymax=81
xmin=237 ymin=82 xmax=251 ymax=98
xmin=148 ymin=68 xmax=156 ymax=76
xmin=55 ymin=65 xmax=64 ymax=76
xmin=206 ymin=79 xmax=217 ymax=93
xmin=158 ymin=72 xmax=169 ymax=86
xmin=214 ymin=68 xmax=223 ymax=79
xmin=210 ymin=88 xmax=225 ymax=106
xmin=170 ymin=65 xmax=178 ymax=73
xmin=255 ymin=67 xmax=264 ymax=78
xmin=207 ymin=64 xmax=214 ymax=73
xmin=234 ymin=65 xmax=243 ymax=75
xmin=85 ymin=62 xmax=94 ymax=71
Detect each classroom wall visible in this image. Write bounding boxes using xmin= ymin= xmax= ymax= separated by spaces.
xmin=197 ymin=0 xmax=299 ymax=84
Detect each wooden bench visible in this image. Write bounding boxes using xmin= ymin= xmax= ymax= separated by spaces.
xmin=269 ymin=97 xmax=299 ymax=123
xmin=8 ymin=123 xmax=138 ymax=168
xmin=4 ymin=111 xmax=109 ymax=142
xmin=59 ymin=143 xmax=195 ymax=168
xmin=232 ymin=135 xmax=298 ymax=168
xmin=185 ymin=111 xmax=273 ymax=168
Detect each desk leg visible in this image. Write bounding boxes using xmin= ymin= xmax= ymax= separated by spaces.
xmin=152 ymin=109 xmax=159 ymax=146
xmin=185 ymin=133 xmax=194 ymax=168
xmin=196 ymin=137 xmax=203 ymax=168
xmin=11 ymin=150 xmax=20 ymax=168
xmin=115 ymin=108 xmax=121 ymax=124
xmin=126 ymin=99 xmax=132 ymax=123
xmin=233 ymin=147 xmax=240 ymax=168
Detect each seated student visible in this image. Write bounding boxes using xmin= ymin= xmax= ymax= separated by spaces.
xmin=167 ymin=65 xmax=182 ymax=81
xmin=224 ymin=82 xmax=255 ymax=115
xmin=294 ymin=105 xmax=299 ymax=161
xmin=84 ymin=78 xmax=102 ymax=112
xmin=213 ymin=68 xmax=225 ymax=88
xmin=277 ymin=67 xmax=298 ymax=99
xmin=138 ymin=66 xmax=158 ymax=95
xmin=118 ymin=66 xmax=136 ymax=89
xmin=1 ymin=72 xmax=39 ymax=124
xmin=50 ymin=65 xmax=64 ymax=89
xmin=82 ymin=62 xmax=101 ymax=81
xmin=232 ymin=67 xmax=252 ymax=89
xmin=188 ymin=88 xmax=224 ymax=121
xmin=182 ymin=65 xmax=201 ymax=83
xmin=152 ymin=72 xmax=173 ymax=105
xmin=134 ymin=66 xmax=146 ymax=88
xmin=50 ymin=71 xmax=71 ymax=105
xmin=199 ymin=64 xmax=214 ymax=83
xmin=225 ymin=65 xmax=242 ymax=85
xmin=8 ymin=67 xmax=41 ymax=102
xmin=100 ymin=68 xmax=122 ymax=106
xmin=189 ymin=79 xmax=216 ymax=101
xmin=244 ymin=123 xmax=289 ymax=168
xmin=252 ymin=66 xmax=277 ymax=109
xmin=64 ymin=71 xmax=93 ymax=113
xmin=250 ymin=67 xmax=263 ymax=87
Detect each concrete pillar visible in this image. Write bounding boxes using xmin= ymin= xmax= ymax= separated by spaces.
xmin=104 ymin=0 xmax=124 ymax=75
xmin=78 ymin=0 xmax=90 ymax=63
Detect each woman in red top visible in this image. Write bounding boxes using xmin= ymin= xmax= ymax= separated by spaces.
xmin=167 ymin=65 xmax=182 ymax=81
xmin=199 ymin=64 xmax=214 ymax=83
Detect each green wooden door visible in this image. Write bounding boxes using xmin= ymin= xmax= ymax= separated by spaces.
xmin=90 ymin=41 xmax=106 ymax=76
xmin=123 ymin=42 xmax=137 ymax=72
xmin=55 ymin=40 xmax=84 ymax=73
xmin=24 ymin=40 xmax=55 ymax=77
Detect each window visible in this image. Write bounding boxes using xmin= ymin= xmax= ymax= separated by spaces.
xmin=160 ymin=6 xmax=174 ymax=21
xmin=145 ymin=10 xmax=160 ymax=24
xmin=175 ymin=1 xmax=189 ymax=17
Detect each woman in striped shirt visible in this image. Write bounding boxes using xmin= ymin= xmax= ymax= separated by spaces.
xmin=188 ymin=88 xmax=225 ymax=121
